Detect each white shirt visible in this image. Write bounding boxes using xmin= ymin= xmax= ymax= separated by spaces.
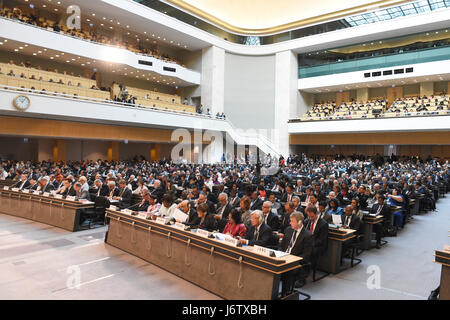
xmin=286 ymin=225 xmax=303 ymax=254
xmin=158 ymin=203 xmax=178 ymax=219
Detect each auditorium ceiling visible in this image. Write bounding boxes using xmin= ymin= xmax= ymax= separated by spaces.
xmin=163 ymin=0 xmax=414 ymax=35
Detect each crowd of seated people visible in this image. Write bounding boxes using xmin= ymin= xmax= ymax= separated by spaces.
xmin=1 ymin=153 xmax=447 ymax=296
xmin=0 ymin=5 xmax=184 ymax=66
xmin=1 ymin=61 xmax=206 ymax=115
xmin=298 ymin=95 xmax=449 ymax=121
xmin=383 ymin=94 xmax=449 ymax=117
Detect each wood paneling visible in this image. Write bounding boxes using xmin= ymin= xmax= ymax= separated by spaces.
xmin=0 ymin=116 xmax=180 ymax=143
xmin=290 ymin=131 xmax=450 ymax=145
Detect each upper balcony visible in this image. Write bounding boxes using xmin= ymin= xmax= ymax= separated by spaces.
xmin=0 ymin=15 xmax=201 ymax=86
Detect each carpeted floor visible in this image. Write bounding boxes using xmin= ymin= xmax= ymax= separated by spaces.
xmin=0 ymin=194 xmax=448 ymax=299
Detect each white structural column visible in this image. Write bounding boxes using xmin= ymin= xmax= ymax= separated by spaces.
xmin=275 ymin=50 xmax=298 ymax=157
xmin=201 ymin=46 xmax=225 ymax=114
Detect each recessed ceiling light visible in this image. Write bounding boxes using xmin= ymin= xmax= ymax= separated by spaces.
xmin=19 ymin=46 xmax=24 ymax=49
xmin=50 ymin=57 xmax=54 ymax=59
xmin=100 ymin=23 xmax=104 ymax=26
xmin=33 ymin=53 xmax=36 ymax=55
xmin=24 ymin=44 xmax=28 ymax=47
xmin=14 ymin=49 xmax=19 ymax=51
xmin=55 ymin=55 xmax=59 ymax=57
xmin=92 ymin=13 xmax=95 ymax=16
xmin=38 ymin=50 xmax=42 ymax=53
xmin=54 ymin=8 xmax=58 ymax=11
xmin=44 ymin=49 xmax=47 ymax=51
xmin=66 ymin=60 xmax=70 ymax=63
xmin=43 ymin=4 xmax=46 ymax=7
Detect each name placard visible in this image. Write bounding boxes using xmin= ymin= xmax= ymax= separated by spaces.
xmin=173 ymin=222 xmax=186 ymax=231
xmin=109 ymin=205 xmax=117 ymax=211
xmin=3 ymin=186 xmax=9 ymax=190
xmin=137 ymin=212 xmax=148 ymax=219
xmin=121 ymin=209 xmax=133 ymax=215
xmin=66 ymin=196 xmax=76 ymax=201
xmin=33 ymin=190 xmax=41 ymax=195
xmin=12 ymin=187 xmax=19 ymax=192
xmin=43 ymin=192 xmax=50 ymax=197
xmin=224 ymin=236 xmax=239 ymax=246
xmin=253 ymin=245 xmax=273 ymax=257
xmin=156 ymin=217 xmax=169 ymax=225
xmin=22 ymin=189 xmax=30 ymax=193
xmin=54 ymin=194 xmax=63 ymax=199
xmin=197 ymin=229 xmax=210 ymax=238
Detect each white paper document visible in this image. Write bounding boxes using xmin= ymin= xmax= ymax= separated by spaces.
xmin=172 ymin=209 xmax=188 ymax=223
xmin=332 ymin=214 xmax=342 ymax=225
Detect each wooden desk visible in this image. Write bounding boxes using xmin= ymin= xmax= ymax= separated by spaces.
xmin=434 ymin=249 xmax=450 ymax=300
xmin=105 ymin=209 xmax=302 ymax=300
xmin=362 ymin=214 xmax=384 ymax=250
xmin=0 ymin=189 xmax=94 ymax=231
xmin=317 ymin=227 xmax=357 ymax=274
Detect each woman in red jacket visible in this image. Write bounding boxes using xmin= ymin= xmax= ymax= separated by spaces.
xmin=222 ymin=209 xmax=247 ymax=238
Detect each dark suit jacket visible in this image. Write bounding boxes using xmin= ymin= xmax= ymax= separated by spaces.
xmin=341 ymin=214 xmax=362 ymax=233
xmin=18 ymin=180 xmax=30 ymax=190
xmin=118 ymin=187 xmax=132 ymax=209
xmin=228 ymin=196 xmax=240 ymax=208
xmin=94 ymin=184 xmax=110 ymax=197
xmin=244 ymin=223 xmax=273 ymax=247
xmin=41 ymin=183 xmax=55 ymax=193
xmin=279 ymin=227 xmax=313 ymax=264
xmin=263 ymin=211 xmax=280 ymax=232
xmin=188 ymin=213 xmax=217 ymax=232
xmin=304 ymin=218 xmax=328 ymax=256
xmin=282 ymin=192 xmax=296 ymax=203
xmin=369 ymin=203 xmax=390 ymax=218
xmin=215 ymin=203 xmax=233 ymax=219
xmin=250 ymin=198 xmax=263 ymax=211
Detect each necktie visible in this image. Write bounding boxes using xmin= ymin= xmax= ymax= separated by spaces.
xmin=254 ymin=227 xmax=260 ymax=240
xmin=310 ymin=221 xmax=315 ymax=233
xmin=287 ymin=230 xmax=297 ymax=253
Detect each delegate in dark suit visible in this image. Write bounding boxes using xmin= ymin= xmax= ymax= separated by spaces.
xmin=118 ymin=187 xmax=133 ymax=209
xmin=263 ymin=211 xmax=280 ymax=232
xmin=244 ymin=223 xmax=273 ymax=247
xmin=279 ymin=226 xmax=313 ymax=296
xmin=250 ymin=198 xmax=263 ymax=211
xmin=304 ymin=218 xmax=328 ymax=258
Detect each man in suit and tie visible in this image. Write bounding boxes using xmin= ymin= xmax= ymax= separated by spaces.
xmin=93 ymin=179 xmax=110 ymax=198
xmin=239 ymin=210 xmax=274 ymax=247
xmin=282 ymin=184 xmax=295 ymax=203
xmin=107 ymin=181 xmax=120 ymax=198
xmin=294 ymin=179 xmax=305 ymax=196
xmin=369 ymin=195 xmax=391 ymax=249
xmin=304 ymin=205 xmax=329 ymax=271
xmin=74 ymin=182 xmax=91 ymax=225
xmin=38 ymin=177 xmax=55 ymax=193
xmin=228 ymin=189 xmax=240 ymax=208
xmin=279 ymin=211 xmax=313 ymax=295
xmin=318 ymin=201 xmax=332 ymax=223
xmin=261 ymin=201 xmax=280 ymax=231
xmin=342 ymin=205 xmax=362 ymax=232
xmin=16 ymin=174 xmax=30 ymax=190
xmin=213 ymin=192 xmax=233 ymax=232
xmin=113 ymin=179 xmax=132 ymax=209
xmin=341 ymin=205 xmax=362 ymax=257
xmin=249 ymin=191 xmax=263 ymax=211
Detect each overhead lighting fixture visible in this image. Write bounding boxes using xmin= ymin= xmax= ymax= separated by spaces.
xmin=50 ymin=57 xmax=54 ymax=59
xmin=14 ymin=49 xmax=19 ymax=52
